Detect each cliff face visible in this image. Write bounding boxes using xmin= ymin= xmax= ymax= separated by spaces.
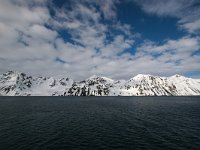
xmin=1 ymin=71 xmax=200 ymax=96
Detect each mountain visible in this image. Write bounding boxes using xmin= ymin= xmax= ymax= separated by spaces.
xmin=0 ymin=71 xmax=200 ymax=96
xmin=0 ymin=71 xmax=74 ymax=96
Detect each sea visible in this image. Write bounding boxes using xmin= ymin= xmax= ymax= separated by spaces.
xmin=0 ymin=97 xmax=200 ymax=150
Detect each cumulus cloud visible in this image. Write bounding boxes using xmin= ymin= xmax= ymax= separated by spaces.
xmin=0 ymin=0 xmax=200 ymax=80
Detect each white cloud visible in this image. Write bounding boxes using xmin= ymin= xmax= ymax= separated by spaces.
xmin=137 ymin=37 xmax=200 ymax=55
xmin=133 ymin=0 xmax=200 ymax=33
xmin=133 ymin=0 xmax=194 ymax=17
xmin=0 ymin=0 xmax=200 ymax=80
xmin=100 ymin=35 xmax=134 ymax=57
xmin=135 ymin=36 xmax=200 ymax=76
xmin=78 ymin=0 xmax=119 ymax=20
xmin=181 ymin=19 xmax=200 ymax=33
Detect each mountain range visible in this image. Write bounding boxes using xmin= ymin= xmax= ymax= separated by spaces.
xmin=0 ymin=71 xmax=200 ymax=96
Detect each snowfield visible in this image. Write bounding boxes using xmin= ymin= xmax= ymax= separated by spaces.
xmin=0 ymin=71 xmax=200 ymax=96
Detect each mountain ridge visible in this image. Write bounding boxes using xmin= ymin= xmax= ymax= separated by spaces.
xmin=0 ymin=71 xmax=200 ymax=96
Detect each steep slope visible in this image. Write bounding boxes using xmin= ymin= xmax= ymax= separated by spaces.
xmin=168 ymin=75 xmax=200 ymax=95
xmin=0 ymin=71 xmax=200 ymax=96
xmin=61 ymin=76 xmax=114 ymax=96
xmin=109 ymin=74 xmax=173 ymax=96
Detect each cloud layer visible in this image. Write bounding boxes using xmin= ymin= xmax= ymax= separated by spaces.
xmin=0 ymin=0 xmax=200 ymax=80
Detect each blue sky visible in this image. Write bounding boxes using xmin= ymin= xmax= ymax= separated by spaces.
xmin=0 ymin=0 xmax=200 ymax=79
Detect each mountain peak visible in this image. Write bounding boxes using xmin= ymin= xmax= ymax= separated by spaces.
xmin=170 ymin=74 xmax=184 ymax=78
xmin=87 ymin=75 xmax=113 ymax=82
xmin=88 ymin=74 xmax=99 ymax=79
xmin=132 ymin=74 xmax=153 ymax=79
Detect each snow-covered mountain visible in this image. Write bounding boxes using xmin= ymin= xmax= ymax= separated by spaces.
xmin=0 ymin=71 xmax=200 ymax=96
xmin=0 ymin=71 xmax=74 ymax=96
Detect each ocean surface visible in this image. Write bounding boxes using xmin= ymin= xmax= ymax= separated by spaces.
xmin=0 ymin=97 xmax=200 ymax=150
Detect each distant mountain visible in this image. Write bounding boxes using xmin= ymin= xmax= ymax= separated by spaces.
xmin=0 ymin=71 xmax=200 ymax=96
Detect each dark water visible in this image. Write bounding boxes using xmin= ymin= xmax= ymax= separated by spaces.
xmin=0 ymin=97 xmax=200 ymax=150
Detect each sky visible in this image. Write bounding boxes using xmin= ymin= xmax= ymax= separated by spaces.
xmin=0 ymin=0 xmax=200 ymax=80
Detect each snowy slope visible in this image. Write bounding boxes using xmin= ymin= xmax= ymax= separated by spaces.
xmin=0 ymin=71 xmax=200 ymax=96
xmin=0 ymin=71 xmax=74 ymax=96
